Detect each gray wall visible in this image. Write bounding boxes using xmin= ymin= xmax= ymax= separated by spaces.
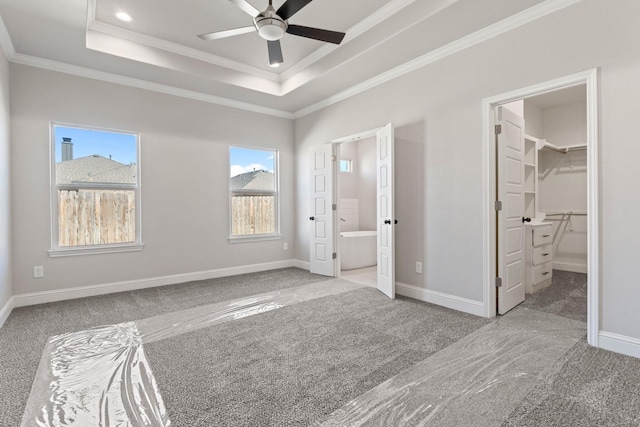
xmin=0 ymin=49 xmax=11 ymax=311
xmin=294 ymin=0 xmax=640 ymax=339
xmin=10 ymin=65 xmax=294 ymax=295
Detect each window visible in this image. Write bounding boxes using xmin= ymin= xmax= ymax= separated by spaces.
xmin=229 ymin=146 xmax=278 ymax=239
xmin=340 ymin=159 xmax=353 ymax=173
xmin=50 ymin=123 xmax=141 ymax=256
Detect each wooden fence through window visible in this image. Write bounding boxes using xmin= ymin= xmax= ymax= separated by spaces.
xmin=58 ymin=189 xmax=136 ymax=246
xmin=232 ymin=194 xmax=275 ymax=236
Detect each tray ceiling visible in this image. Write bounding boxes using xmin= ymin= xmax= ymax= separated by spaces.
xmin=0 ymin=0 xmax=563 ymax=115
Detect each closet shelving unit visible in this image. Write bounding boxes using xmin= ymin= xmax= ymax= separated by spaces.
xmin=523 ymin=134 xmax=553 ymax=294
xmin=523 ymin=134 xmax=543 ymax=220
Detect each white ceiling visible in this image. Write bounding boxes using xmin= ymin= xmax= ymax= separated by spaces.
xmin=0 ymin=0 xmax=557 ymax=115
xmin=526 ymin=84 xmax=586 ymax=110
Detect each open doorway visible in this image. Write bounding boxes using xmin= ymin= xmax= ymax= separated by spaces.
xmin=483 ymin=69 xmax=599 ymax=346
xmin=308 ymin=124 xmax=396 ymax=299
xmin=335 ymin=136 xmax=377 ymax=287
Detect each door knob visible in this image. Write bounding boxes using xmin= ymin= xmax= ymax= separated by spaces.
xmin=395 ymin=219 xmax=398 ymax=224
xmin=522 ymin=217 xmax=532 ymax=223
xmin=384 ymin=219 xmax=391 ymax=224
xmin=309 ymin=216 xmax=315 ymax=221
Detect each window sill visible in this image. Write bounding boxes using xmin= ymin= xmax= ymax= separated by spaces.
xmin=49 ymin=243 xmax=144 ymax=258
xmin=228 ymin=235 xmax=281 ymax=244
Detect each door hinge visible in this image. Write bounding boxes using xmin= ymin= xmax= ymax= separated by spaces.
xmin=495 ymin=124 xmax=502 ymax=135
xmin=332 ymin=204 xmax=337 ymax=211
xmin=332 ymin=252 xmax=337 ymax=260
xmin=495 ymin=200 xmax=502 ymax=211
xmin=495 ymin=277 xmax=502 ymax=288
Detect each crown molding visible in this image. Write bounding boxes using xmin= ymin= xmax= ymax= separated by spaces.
xmin=293 ymin=0 xmax=584 ymax=118
xmin=280 ymin=0 xmax=418 ymax=81
xmin=0 ymin=13 xmax=15 ymax=60
xmin=87 ymin=21 xmax=281 ymax=83
xmin=1 ymin=0 xmax=583 ymax=120
xmin=10 ymin=53 xmax=295 ymax=119
xmin=86 ymin=0 xmax=278 ymax=82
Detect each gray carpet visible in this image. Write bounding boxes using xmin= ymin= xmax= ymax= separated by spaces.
xmin=0 ymin=268 xmax=328 ymax=426
xmin=143 ymin=287 xmax=491 ymax=427
xmin=503 ymin=337 xmax=640 ymax=426
xmin=521 ymin=270 xmax=588 ymax=322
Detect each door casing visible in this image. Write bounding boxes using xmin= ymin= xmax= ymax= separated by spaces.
xmin=331 ymin=125 xmax=395 ymax=299
xmin=482 ymin=69 xmax=599 ymax=346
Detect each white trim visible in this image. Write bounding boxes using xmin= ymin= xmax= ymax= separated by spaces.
xmin=396 ymin=282 xmax=485 ymax=317
xmin=599 ymin=332 xmax=640 ymax=359
xmin=9 ymin=53 xmax=295 ymax=120
xmin=553 ymin=262 xmax=587 ymax=274
xmin=331 ymin=127 xmax=382 ymax=144
xmin=228 ymin=236 xmax=281 ymax=243
xmin=49 ymin=244 xmax=144 ymax=258
xmin=87 ymin=21 xmax=280 ymax=83
xmin=280 ymin=0 xmax=419 ymax=81
xmin=0 ymin=0 xmax=582 ymax=120
xmin=0 ymin=13 xmax=15 ymax=59
xmin=0 ymin=296 xmax=14 ymax=328
xmin=293 ymin=260 xmax=310 ymax=271
xmin=481 ymin=69 xmax=599 ymax=347
xmin=293 ymin=0 xmax=584 ymax=118
xmin=12 ymin=260 xmax=298 ymax=308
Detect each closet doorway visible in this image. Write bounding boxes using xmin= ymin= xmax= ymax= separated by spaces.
xmin=483 ymin=69 xmax=599 ymax=346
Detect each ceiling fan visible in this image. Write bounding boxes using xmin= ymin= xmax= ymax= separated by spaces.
xmin=198 ymin=0 xmax=346 ymax=67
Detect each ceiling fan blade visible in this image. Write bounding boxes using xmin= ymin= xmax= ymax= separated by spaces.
xmin=286 ymin=25 xmax=345 ymax=44
xmin=276 ymin=0 xmax=313 ymax=20
xmin=229 ymin=0 xmax=260 ymax=18
xmin=198 ymin=26 xmax=255 ymax=41
xmin=267 ymin=40 xmax=284 ymax=67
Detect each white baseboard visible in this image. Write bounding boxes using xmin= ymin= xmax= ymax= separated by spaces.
xmin=293 ymin=259 xmax=310 ymax=271
xmin=396 ymin=282 xmax=485 ymax=317
xmin=598 ymin=331 xmax=640 ymax=359
xmin=13 ymin=260 xmax=298 ymax=308
xmin=553 ymin=261 xmax=587 ymax=274
xmin=0 ymin=296 xmax=14 ymax=328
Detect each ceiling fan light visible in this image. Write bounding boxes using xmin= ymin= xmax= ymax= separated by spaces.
xmin=256 ymin=18 xmax=286 ymax=41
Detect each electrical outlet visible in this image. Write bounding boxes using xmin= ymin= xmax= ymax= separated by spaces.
xmin=283 ymin=242 xmax=288 ymax=251
xmin=416 ymin=262 xmax=423 ymax=274
xmin=33 ymin=265 xmax=44 ymax=278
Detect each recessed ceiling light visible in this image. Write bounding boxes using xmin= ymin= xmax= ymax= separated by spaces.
xmin=115 ymin=11 xmax=133 ymax=22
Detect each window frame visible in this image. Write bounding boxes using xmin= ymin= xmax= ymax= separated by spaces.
xmin=48 ymin=122 xmax=143 ymax=257
xmin=228 ymin=145 xmax=280 ymax=243
xmin=340 ymin=159 xmax=353 ymax=173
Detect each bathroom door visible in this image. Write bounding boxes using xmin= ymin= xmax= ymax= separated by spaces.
xmin=496 ymin=107 xmax=526 ymax=314
xmin=309 ymin=144 xmax=335 ymax=276
xmin=377 ymin=124 xmax=395 ymax=299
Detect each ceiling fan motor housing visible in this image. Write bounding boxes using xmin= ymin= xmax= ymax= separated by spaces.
xmin=254 ymin=5 xmax=288 ymax=41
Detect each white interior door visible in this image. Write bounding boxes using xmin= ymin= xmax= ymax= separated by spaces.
xmin=377 ymin=124 xmax=395 ymax=298
xmin=497 ymin=107 xmax=526 ymax=314
xmin=309 ymin=144 xmax=335 ymax=276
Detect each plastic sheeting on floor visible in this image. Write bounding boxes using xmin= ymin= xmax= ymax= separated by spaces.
xmin=20 ymin=279 xmax=366 ymax=427
xmin=21 ymin=322 xmax=170 ymax=427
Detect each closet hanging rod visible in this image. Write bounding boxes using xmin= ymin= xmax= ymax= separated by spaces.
xmin=545 ymin=212 xmax=587 ymax=216
xmin=543 ymin=141 xmax=587 ymax=154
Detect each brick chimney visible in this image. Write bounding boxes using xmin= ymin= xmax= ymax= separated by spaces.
xmin=61 ymin=137 xmax=73 ymax=161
